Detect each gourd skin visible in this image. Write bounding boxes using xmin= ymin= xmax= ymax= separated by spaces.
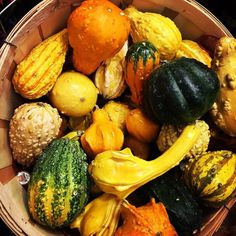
xmin=89 ymin=124 xmax=201 ymax=199
xmin=210 ymin=37 xmax=236 ymax=136
xmin=115 ymin=199 xmax=178 ymax=236
xmin=184 ymin=150 xmax=236 ymax=207
xmin=144 ymin=57 xmax=220 ymax=125
xmin=125 ymin=108 xmax=160 ymax=143
xmin=157 ymin=120 xmax=210 ymax=160
xmin=176 ymin=40 xmax=212 ymax=67
xmin=9 ymin=102 xmax=62 ymax=167
xmin=81 ymin=109 xmax=124 ymax=158
xmin=70 ymin=193 xmax=122 ymax=236
xmin=68 ymin=0 xmax=130 ymax=75
xmin=95 ymin=41 xmax=128 ymax=99
xmin=28 ymin=138 xmax=90 ymax=228
xmin=12 ymin=29 xmax=68 ymax=99
xmin=125 ymin=41 xmax=160 ymax=105
xmin=124 ymin=6 xmax=182 ymax=60
xmin=142 ymin=173 xmax=202 ymax=236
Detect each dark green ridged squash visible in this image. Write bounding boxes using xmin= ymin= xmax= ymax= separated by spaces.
xmin=141 ymin=172 xmax=202 ymax=236
xmin=27 ymin=138 xmax=90 ymax=228
xmin=144 ymin=57 xmax=220 ymax=124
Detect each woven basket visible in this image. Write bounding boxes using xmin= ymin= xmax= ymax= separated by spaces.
xmin=0 ymin=0 xmax=235 ymax=235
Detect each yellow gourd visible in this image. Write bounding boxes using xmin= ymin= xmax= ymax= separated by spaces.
xmin=124 ymin=6 xmax=182 ymax=60
xmin=80 ymin=109 xmax=124 ymax=158
xmin=70 ymin=193 xmax=122 ymax=236
xmin=89 ymin=124 xmax=201 ymax=199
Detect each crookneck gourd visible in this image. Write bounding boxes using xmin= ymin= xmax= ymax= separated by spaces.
xmin=184 ymin=150 xmax=236 ymax=207
xmin=70 ymin=193 xmax=122 ymax=236
xmin=144 ymin=57 xmax=220 ymax=124
xmin=27 ymin=138 xmax=90 ymax=228
xmin=211 ymin=37 xmax=236 ymax=136
xmin=67 ymin=0 xmax=130 ymax=75
xmin=89 ymin=124 xmax=201 ymax=199
xmin=81 ymin=109 xmax=124 ymax=158
xmin=125 ymin=41 xmax=160 ymax=105
xmin=124 ymin=6 xmax=182 ymax=60
xmin=12 ymin=29 xmax=68 ymax=99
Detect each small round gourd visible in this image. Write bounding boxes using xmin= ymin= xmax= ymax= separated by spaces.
xmin=144 ymin=57 xmax=220 ymax=124
xmin=9 ymin=102 xmax=62 ymax=166
xmin=184 ymin=151 xmax=236 ymax=207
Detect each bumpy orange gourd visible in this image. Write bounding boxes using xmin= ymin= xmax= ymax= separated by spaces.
xmin=67 ymin=0 xmax=130 ymax=75
xmin=80 ymin=109 xmax=124 ymax=158
xmin=126 ymin=108 xmax=160 ymax=143
xmin=115 ymin=199 xmax=178 ymax=236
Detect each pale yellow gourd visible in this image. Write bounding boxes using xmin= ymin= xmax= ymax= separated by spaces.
xmin=70 ymin=193 xmax=122 ymax=236
xmin=89 ymin=124 xmax=200 ymax=199
xmin=124 ymin=6 xmax=182 ymax=60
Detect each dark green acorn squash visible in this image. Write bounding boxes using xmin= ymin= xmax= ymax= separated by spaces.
xmin=144 ymin=57 xmax=220 ymax=124
xmin=27 ymin=138 xmax=90 ymax=228
xmin=141 ymin=172 xmax=202 ymax=236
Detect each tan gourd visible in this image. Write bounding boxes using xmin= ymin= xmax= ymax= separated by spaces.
xmin=211 ymin=37 xmax=236 ymax=136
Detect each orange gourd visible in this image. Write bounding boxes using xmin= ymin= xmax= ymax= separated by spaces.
xmin=115 ymin=199 xmax=178 ymax=236
xmin=126 ymin=108 xmax=160 ymax=143
xmin=67 ymin=0 xmax=130 ymax=75
xmin=80 ymin=109 xmax=124 ymax=158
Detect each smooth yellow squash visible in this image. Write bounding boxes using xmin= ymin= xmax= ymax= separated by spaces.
xmin=89 ymin=124 xmax=201 ymax=199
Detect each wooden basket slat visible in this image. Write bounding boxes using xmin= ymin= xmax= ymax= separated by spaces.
xmin=40 ymin=7 xmax=71 ymax=39
xmin=0 ymin=124 xmax=13 ymax=169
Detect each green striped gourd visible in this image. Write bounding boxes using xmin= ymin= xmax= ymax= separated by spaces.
xmin=12 ymin=29 xmax=68 ymax=99
xmin=27 ymin=138 xmax=90 ymax=228
xmin=184 ymin=150 xmax=236 ymax=207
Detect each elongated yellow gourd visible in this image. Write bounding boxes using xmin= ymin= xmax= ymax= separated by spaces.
xmin=89 ymin=124 xmax=201 ymax=199
xmin=70 ymin=193 xmax=122 ymax=236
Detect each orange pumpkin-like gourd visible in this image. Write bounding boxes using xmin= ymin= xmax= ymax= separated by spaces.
xmin=126 ymin=108 xmax=160 ymax=143
xmin=80 ymin=109 xmax=124 ymax=158
xmin=67 ymin=0 xmax=130 ymax=75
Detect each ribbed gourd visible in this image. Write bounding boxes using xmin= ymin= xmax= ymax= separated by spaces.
xmin=28 ymin=138 xmax=90 ymax=228
xmin=124 ymin=6 xmax=182 ymax=60
xmin=9 ymin=102 xmax=62 ymax=167
xmin=144 ymin=57 xmax=220 ymax=125
xmin=125 ymin=41 xmax=160 ymax=105
xmin=12 ymin=29 xmax=68 ymax=99
xmin=184 ymin=150 xmax=236 ymax=207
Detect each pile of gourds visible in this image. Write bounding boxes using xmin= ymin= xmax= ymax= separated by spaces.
xmin=8 ymin=0 xmax=236 ymax=235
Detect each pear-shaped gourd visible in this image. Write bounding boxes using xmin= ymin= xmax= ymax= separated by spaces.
xmin=89 ymin=124 xmax=201 ymax=199
xmin=124 ymin=6 xmax=182 ymax=60
xmin=70 ymin=193 xmax=122 ymax=236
